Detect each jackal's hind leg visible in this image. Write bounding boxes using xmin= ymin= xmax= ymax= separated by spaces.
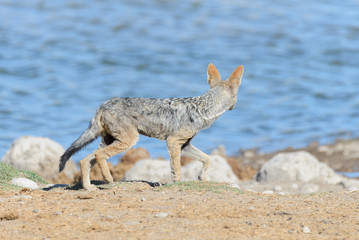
xmin=80 ymin=153 xmax=97 ymax=191
xmin=94 ymin=136 xmax=138 ymax=184
xmin=182 ymin=144 xmax=211 ymax=181
xmin=80 ymin=140 xmax=109 ymax=191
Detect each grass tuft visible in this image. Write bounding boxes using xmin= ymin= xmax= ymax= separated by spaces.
xmin=159 ymin=181 xmax=243 ymax=194
xmin=0 ymin=162 xmax=47 ymax=190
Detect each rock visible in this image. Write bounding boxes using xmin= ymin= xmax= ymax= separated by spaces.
xmin=341 ymin=179 xmax=359 ymax=190
xmin=124 ymin=156 xmax=240 ymax=184
xmin=124 ymin=159 xmax=171 ymax=183
xmin=154 ymin=212 xmax=169 ymax=218
xmin=301 ymin=183 xmax=319 ymax=193
xmin=211 ymin=145 xmax=226 ymax=157
xmin=181 ymin=155 xmax=239 ymax=183
xmin=180 ymin=156 xmax=193 ymax=166
xmin=121 ymin=147 xmax=150 ymax=165
xmin=274 ymin=185 xmax=282 ymax=192
xmin=262 ymin=190 xmax=274 ymax=194
xmin=255 ymin=151 xmax=345 ymax=185
xmin=1 ymin=136 xmax=77 ymax=182
xmin=291 ymin=183 xmax=299 ymax=190
xmin=346 ymin=185 xmax=359 ymax=192
xmin=302 ymin=226 xmax=311 ymax=233
xmin=229 ymin=183 xmax=241 ymax=189
xmin=11 ymin=177 xmax=38 ymax=189
xmin=226 ymin=157 xmax=257 ymax=180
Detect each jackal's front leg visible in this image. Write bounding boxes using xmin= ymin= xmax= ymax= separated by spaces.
xmin=166 ymin=137 xmax=185 ymax=182
xmin=181 ymin=144 xmax=211 ymax=181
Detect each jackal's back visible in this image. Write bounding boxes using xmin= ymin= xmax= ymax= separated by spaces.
xmin=98 ymin=96 xmax=207 ymax=139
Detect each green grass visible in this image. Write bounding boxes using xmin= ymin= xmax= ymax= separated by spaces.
xmin=0 ymin=162 xmax=47 ymax=190
xmin=158 ymin=181 xmax=244 ymax=194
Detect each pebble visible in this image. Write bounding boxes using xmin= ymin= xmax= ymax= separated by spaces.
xmin=262 ymin=190 xmax=274 ymax=194
xmin=154 ymin=212 xmax=169 ymax=218
xmin=11 ymin=195 xmax=32 ymax=200
xmin=318 ymin=145 xmax=331 ymax=154
xmin=54 ymin=211 xmax=62 ymax=215
xmin=302 ymin=226 xmax=311 ymax=233
xmin=274 ymin=185 xmax=282 ymax=192
xmin=11 ymin=178 xmax=38 ymax=189
xmin=243 ymin=151 xmax=255 ymax=158
xmin=33 ymin=209 xmax=40 ymax=213
xmin=347 ymin=186 xmax=359 ymax=192
xmin=246 ymin=189 xmax=256 ymax=193
xmin=301 ymin=184 xmax=319 ymax=193
xmin=141 ymin=198 xmax=146 ymax=202
xmin=229 ymin=183 xmax=241 ymax=189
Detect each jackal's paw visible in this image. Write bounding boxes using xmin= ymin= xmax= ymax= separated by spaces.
xmin=104 ymin=177 xmax=114 ymax=184
xmin=198 ymin=173 xmax=208 ymax=181
xmin=84 ymin=184 xmax=98 ymax=191
xmin=172 ymin=178 xmax=181 ymax=183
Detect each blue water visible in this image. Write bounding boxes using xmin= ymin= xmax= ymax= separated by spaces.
xmin=1 ymin=0 xmax=359 ymax=164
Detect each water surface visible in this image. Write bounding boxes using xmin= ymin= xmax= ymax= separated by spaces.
xmin=1 ymin=0 xmax=359 ymax=163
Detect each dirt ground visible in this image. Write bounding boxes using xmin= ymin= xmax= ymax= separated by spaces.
xmin=1 ymin=181 xmax=358 ymax=240
xmin=1 ymin=139 xmax=359 ymax=239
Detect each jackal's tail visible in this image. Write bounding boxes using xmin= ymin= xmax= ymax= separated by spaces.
xmin=59 ymin=118 xmax=100 ymax=172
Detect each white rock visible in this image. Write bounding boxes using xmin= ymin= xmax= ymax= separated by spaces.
xmin=291 ymin=183 xmax=299 ymax=190
xmin=229 ymin=183 xmax=241 ymax=189
xmin=342 ymin=179 xmax=359 ymax=190
xmin=182 ymin=155 xmax=239 ymax=183
xmin=11 ymin=177 xmax=38 ymax=189
xmin=2 ymin=136 xmax=77 ymax=181
xmin=347 ymin=186 xmax=359 ymax=192
xmin=124 ymin=159 xmax=171 ymax=183
xmin=154 ymin=212 xmax=169 ymax=218
xmin=274 ymin=185 xmax=282 ymax=192
xmin=124 ymin=156 xmax=240 ymax=184
xmin=262 ymin=190 xmax=274 ymax=194
xmin=255 ymin=151 xmax=345 ymax=185
xmin=301 ymin=183 xmax=319 ymax=193
xmin=302 ymin=226 xmax=311 ymax=233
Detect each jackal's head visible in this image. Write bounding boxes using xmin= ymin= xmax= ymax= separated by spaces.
xmin=207 ymin=63 xmax=244 ymax=110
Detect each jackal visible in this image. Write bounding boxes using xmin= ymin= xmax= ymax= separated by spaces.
xmin=59 ymin=64 xmax=244 ymax=190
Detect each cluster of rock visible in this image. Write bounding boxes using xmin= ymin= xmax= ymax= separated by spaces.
xmin=1 ymin=136 xmax=77 ymax=183
xmin=1 ymin=136 xmax=359 ymax=193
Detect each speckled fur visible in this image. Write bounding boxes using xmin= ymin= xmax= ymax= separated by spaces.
xmin=59 ymin=64 xmax=244 ymax=190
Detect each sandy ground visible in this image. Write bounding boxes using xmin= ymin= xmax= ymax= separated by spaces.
xmin=1 ymin=182 xmax=358 ymax=240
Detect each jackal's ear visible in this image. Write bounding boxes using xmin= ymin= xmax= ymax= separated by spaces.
xmin=228 ymin=65 xmax=244 ymax=88
xmin=207 ymin=63 xmax=221 ymax=88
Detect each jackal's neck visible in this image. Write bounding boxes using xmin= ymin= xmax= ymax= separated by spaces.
xmin=196 ymin=87 xmax=232 ymax=121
